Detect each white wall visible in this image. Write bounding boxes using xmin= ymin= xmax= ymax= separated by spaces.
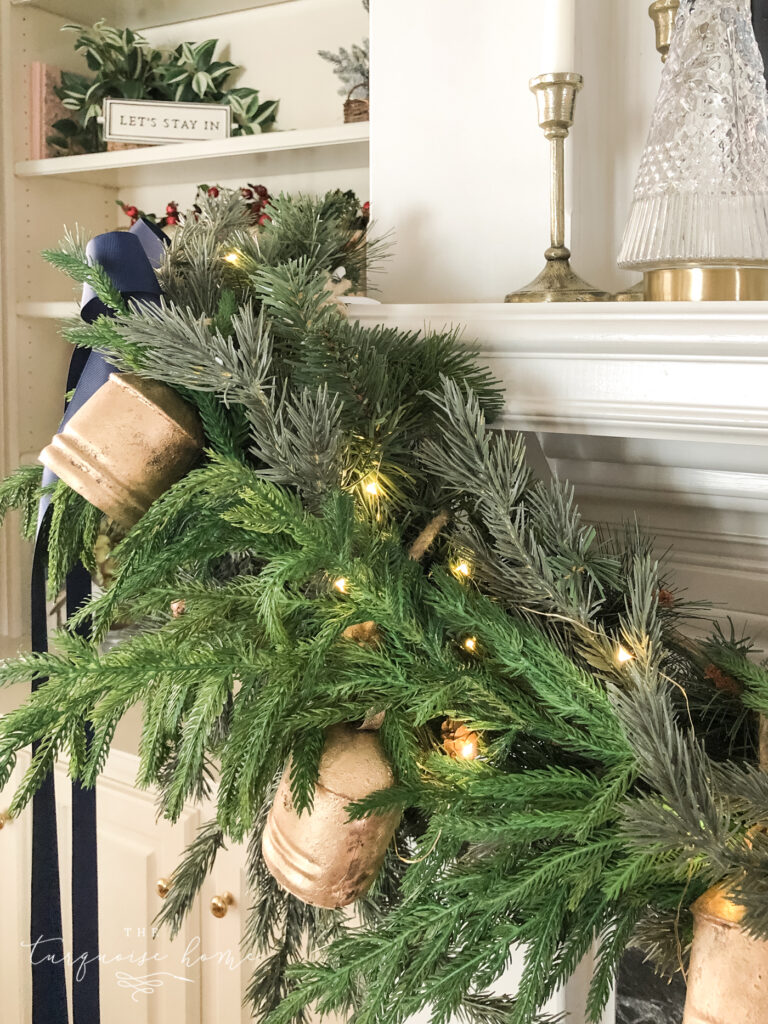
xmin=369 ymin=0 xmax=663 ymax=301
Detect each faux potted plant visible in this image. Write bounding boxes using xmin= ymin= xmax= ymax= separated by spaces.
xmin=157 ymin=39 xmax=278 ymax=135
xmin=46 ymin=20 xmax=278 ymax=155
xmin=51 ymin=22 xmax=165 ymax=153
xmin=318 ymin=0 xmax=370 ymax=123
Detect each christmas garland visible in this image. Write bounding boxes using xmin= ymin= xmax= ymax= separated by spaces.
xmin=1 ymin=189 xmax=767 ymax=1024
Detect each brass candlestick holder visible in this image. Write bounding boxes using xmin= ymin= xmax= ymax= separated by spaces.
xmin=649 ymin=0 xmax=680 ymax=61
xmin=506 ymin=73 xmax=609 ymax=303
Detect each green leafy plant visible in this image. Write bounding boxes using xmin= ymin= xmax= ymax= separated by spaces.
xmin=158 ymin=38 xmax=237 ymax=101
xmin=47 ymin=71 xmax=102 ymax=154
xmin=158 ymin=40 xmax=278 ymax=134
xmin=48 ymin=20 xmax=278 ymax=155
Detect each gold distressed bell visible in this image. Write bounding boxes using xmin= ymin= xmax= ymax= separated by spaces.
xmin=39 ymin=372 xmax=203 ymax=529
xmin=262 ymin=724 xmax=400 ymax=909
xmin=682 ymin=886 xmax=768 ymax=1024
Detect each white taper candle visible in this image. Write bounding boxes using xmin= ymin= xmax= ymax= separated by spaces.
xmin=540 ymin=0 xmax=577 ymax=72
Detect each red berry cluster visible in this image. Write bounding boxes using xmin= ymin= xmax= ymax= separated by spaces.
xmin=241 ymin=183 xmax=271 ymax=226
xmin=164 ymin=201 xmax=180 ymax=226
xmin=195 ymin=183 xmax=272 ymax=225
xmin=119 ymin=184 xmax=272 ymax=231
xmin=118 ymin=199 xmax=179 ymax=228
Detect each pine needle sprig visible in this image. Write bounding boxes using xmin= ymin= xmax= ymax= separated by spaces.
xmin=0 ymin=463 xmax=44 ymax=538
xmin=43 ymin=226 xmax=128 ymax=315
xmin=154 ymin=820 xmax=226 ymax=938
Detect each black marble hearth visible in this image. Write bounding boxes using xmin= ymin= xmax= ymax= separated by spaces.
xmin=616 ymin=950 xmax=686 ymax=1024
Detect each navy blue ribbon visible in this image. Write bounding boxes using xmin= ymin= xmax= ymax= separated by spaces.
xmin=31 ymin=220 xmax=165 ymax=1024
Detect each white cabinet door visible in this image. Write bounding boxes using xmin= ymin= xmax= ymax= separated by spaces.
xmin=198 ymin=832 xmax=254 ymax=1024
xmin=0 ymin=751 xmax=205 ymax=1024
xmin=89 ymin=750 xmax=204 ymax=1024
xmin=0 ymin=760 xmax=33 ymax=1024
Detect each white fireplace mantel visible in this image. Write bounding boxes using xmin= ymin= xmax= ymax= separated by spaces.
xmin=354 ymin=300 xmax=768 ymax=645
xmin=353 ymin=301 xmax=768 ymax=446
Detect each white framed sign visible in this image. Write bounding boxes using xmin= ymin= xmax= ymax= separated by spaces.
xmin=102 ymin=98 xmax=231 ymax=145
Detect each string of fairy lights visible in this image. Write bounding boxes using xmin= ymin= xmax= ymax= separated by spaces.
xmin=325 ymin=475 xmax=637 ymax=763
xmin=169 ymin=303 xmax=638 ymax=754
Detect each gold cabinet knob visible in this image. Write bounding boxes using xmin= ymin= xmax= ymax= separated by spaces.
xmin=156 ymin=877 xmax=171 ymax=899
xmin=210 ymin=892 xmax=234 ymax=918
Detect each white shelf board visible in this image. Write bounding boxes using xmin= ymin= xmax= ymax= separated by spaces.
xmin=14 ymin=123 xmax=370 ymax=188
xmin=17 ymin=301 xmax=78 ymax=318
xmin=11 ymin=0 xmax=297 ymax=29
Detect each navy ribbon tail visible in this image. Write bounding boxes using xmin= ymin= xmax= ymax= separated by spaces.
xmin=67 ymin=563 xmax=100 ymax=1024
xmin=30 ymin=509 xmax=69 ymax=1024
xmin=31 ymin=222 xmax=164 ymax=1024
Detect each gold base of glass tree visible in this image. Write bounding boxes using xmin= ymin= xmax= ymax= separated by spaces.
xmin=644 ymin=265 xmax=768 ymax=301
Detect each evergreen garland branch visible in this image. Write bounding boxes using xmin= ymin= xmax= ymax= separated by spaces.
xmin=154 ymin=820 xmax=226 ymax=938
xmin=43 ymin=227 xmax=128 ymax=315
xmin=47 ymin=481 xmax=103 ymax=596
xmin=0 ymin=463 xmax=44 ymax=538
xmin=4 ymin=185 xmax=768 ymax=1024
xmin=62 ymin=315 xmax=148 ymax=372
xmin=111 ymin=300 xmax=274 ymax=402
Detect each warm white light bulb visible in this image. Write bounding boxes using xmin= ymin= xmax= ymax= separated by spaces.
xmin=224 ymin=251 xmax=239 ymax=264
xmin=453 ymin=560 xmax=471 ymax=579
xmin=616 ymin=645 xmax=634 ymax=664
xmin=333 ymin=577 xmax=347 ymax=593
xmin=460 ymin=740 xmax=477 ymax=760
xmin=364 ymin=479 xmax=382 ymax=497
xmin=463 ymin=636 xmax=477 ymax=653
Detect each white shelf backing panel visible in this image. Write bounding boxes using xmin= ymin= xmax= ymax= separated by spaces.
xmin=14 ymin=317 xmax=73 ymax=457
xmin=11 ymin=0 xmax=297 ymax=30
xmin=15 ymin=123 xmax=370 ymax=187
xmin=15 ymin=177 xmax=116 ymax=302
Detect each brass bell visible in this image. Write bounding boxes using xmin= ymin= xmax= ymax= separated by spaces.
xmin=262 ymin=724 xmax=400 ymax=909
xmin=39 ymin=373 xmax=203 ymax=529
xmin=682 ymin=886 xmax=768 ymax=1024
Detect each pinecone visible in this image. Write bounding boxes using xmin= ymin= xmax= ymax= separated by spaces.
xmin=441 ymin=719 xmax=480 ymax=760
xmin=704 ymin=663 xmax=742 ymax=697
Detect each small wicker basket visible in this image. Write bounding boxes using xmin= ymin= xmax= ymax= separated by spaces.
xmin=343 ymin=84 xmax=369 ymax=124
xmin=106 ymin=140 xmax=152 ymax=152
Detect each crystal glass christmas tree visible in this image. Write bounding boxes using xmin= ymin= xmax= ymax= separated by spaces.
xmin=618 ymin=0 xmax=768 ymax=298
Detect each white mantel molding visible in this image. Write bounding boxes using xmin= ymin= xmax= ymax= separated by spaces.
xmin=354 ymin=302 xmax=768 ymax=445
